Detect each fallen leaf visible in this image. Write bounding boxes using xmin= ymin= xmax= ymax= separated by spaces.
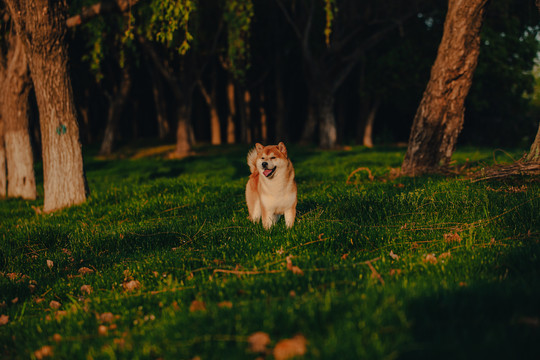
xmin=49 ymin=300 xmax=61 ymax=310
xmin=46 ymin=260 xmax=54 ymax=269
xmin=248 ymin=331 xmax=271 ymax=353
xmin=389 ymin=250 xmax=399 ymax=260
xmin=423 ymin=254 xmax=437 ymax=264
xmin=218 ymin=301 xmax=233 ymax=309
xmin=98 ymin=325 xmax=108 ymax=336
xmin=389 ymin=269 xmax=402 ymax=276
xmin=444 ymin=232 xmax=462 ymax=243
xmin=80 ymin=285 xmax=93 ymax=294
xmin=123 ymin=280 xmax=141 ymax=292
xmin=438 ymin=252 xmax=451 ymax=261
xmin=286 ymin=256 xmax=293 ymax=270
xmin=341 ymin=253 xmax=349 ymax=260
xmin=53 ymin=334 xmax=62 ymax=342
xmin=273 ymin=334 xmax=307 ymax=360
xmin=99 ymin=312 xmax=115 ymax=323
xmin=78 ymin=267 xmax=94 ymax=275
xmin=0 ymin=315 xmax=9 ymax=326
xmin=34 ymin=345 xmax=53 ymax=359
xmin=55 ymin=311 xmax=67 ymax=320
xmin=289 ymin=290 xmax=296 ymax=297
xmin=189 ymin=300 xmax=206 ymax=312
xmin=11 ymin=297 xmax=18 ymax=304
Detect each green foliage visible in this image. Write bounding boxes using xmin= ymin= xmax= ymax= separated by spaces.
xmin=223 ymin=0 xmax=254 ymax=79
xmin=145 ymin=0 xmax=195 ymax=54
xmin=1 ymin=146 xmax=539 ymax=358
xmin=323 ymin=0 xmax=338 ymax=46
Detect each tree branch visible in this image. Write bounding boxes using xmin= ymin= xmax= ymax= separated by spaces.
xmin=66 ymin=0 xmax=140 ymax=28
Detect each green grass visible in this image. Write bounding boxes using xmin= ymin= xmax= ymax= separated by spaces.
xmin=1 ymin=145 xmax=539 ymax=359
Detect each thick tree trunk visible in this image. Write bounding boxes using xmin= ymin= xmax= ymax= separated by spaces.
xmin=0 ymin=119 xmax=6 ymax=198
xmin=6 ymin=0 xmax=87 ymax=212
xmin=401 ymin=0 xmax=488 ymax=175
xmin=3 ymin=34 xmax=36 ymax=199
xmin=171 ymin=99 xmax=193 ymax=158
xmin=149 ymin=68 xmax=169 ymax=139
xmin=99 ymin=64 xmax=132 ymax=156
xmin=526 ymin=123 xmax=540 ymax=162
xmin=225 ymin=76 xmax=236 ymax=144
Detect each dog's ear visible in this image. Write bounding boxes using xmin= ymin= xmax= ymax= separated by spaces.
xmin=277 ymin=142 xmax=287 ymax=157
xmin=255 ymin=143 xmax=264 ymax=153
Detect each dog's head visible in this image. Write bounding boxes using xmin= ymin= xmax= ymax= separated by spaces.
xmin=255 ymin=142 xmax=289 ymax=179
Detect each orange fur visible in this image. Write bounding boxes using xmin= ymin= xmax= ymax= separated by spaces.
xmin=246 ymin=142 xmax=297 ymax=229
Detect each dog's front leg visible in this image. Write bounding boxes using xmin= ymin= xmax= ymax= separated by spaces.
xmin=261 ymin=208 xmax=277 ymax=229
xmin=284 ymin=206 xmax=296 ymax=228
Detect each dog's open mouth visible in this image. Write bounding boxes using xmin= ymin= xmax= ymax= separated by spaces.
xmin=263 ymin=167 xmax=276 ymax=177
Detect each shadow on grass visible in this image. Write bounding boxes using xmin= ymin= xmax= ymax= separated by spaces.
xmin=401 ymin=243 xmax=540 ymax=360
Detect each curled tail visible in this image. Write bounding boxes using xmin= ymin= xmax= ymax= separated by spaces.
xmin=247 ymin=147 xmax=258 ymax=173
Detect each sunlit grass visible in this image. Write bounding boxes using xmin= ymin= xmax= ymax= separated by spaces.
xmin=0 ymin=145 xmax=538 ymax=359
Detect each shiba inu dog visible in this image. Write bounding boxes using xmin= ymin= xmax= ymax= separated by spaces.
xmin=246 ymin=142 xmax=297 ymax=229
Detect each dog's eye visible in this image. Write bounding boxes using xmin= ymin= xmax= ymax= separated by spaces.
xmin=271 ymin=157 xmax=276 ymax=159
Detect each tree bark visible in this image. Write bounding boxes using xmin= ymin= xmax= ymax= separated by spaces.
xmin=401 ymin=0 xmax=488 ymax=176
xmin=526 ymin=123 xmax=540 ymax=162
xmin=148 ymin=65 xmax=169 ymax=139
xmin=2 ymin=32 xmax=36 ymax=199
xmin=6 ymin=0 xmax=87 ymax=212
xmin=259 ymin=90 xmax=268 ymax=143
xmin=197 ymin=72 xmax=221 ymax=145
xmin=0 ymin=118 xmax=6 ymax=198
xmin=99 ymin=64 xmax=132 ymax=156
xmin=238 ymin=86 xmax=252 ymax=143
xmin=225 ymin=76 xmax=236 ymax=144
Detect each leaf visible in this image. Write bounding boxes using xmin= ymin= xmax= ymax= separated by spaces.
xmin=99 ymin=312 xmax=115 ymax=323
xmin=273 ymin=334 xmax=307 ymax=360
xmin=0 ymin=315 xmax=9 ymax=326
xmin=34 ymin=345 xmax=53 ymax=359
xmin=444 ymin=232 xmax=462 ymax=243
xmin=53 ymin=334 xmax=62 ymax=342
xmin=189 ymin=300 xmax=206 ymax=312
xmin=123 ymin=280 xmax=141 ymax=292
xmin=46 ymin=260 xmax=54 ymax=269
xmin=389 ymin=250 xmax=399 ymax=260
xmin=80 ymin=285 xmax=93 ymax=295
xmin=49 ymin=300 xmax=61 ymax=310
xmin=78 ymin=267 xmax=94 ymax=275
xmin=423 ymin=254 xmax=437 ymax=264
xmin=218 ymin=301 xmax=233 ymax=309
xmin=98 ymin=325 xmax=108 ymax=336
xmin=248 ymin=331 xmax=271 ymax=353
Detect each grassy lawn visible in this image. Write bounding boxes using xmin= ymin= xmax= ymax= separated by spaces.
xmin=1 ymin=145 xmax=539 ymax=359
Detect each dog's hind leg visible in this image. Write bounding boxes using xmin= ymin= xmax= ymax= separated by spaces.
xmin=284 ymin=205 xmax=296 ymax=228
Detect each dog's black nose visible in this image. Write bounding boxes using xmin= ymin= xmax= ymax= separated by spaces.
xmin=262 ymin=162 xmax=268 ymax=168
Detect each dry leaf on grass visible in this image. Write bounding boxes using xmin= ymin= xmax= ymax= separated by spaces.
xmin=78 ymin=267 xmax=94 ymax=275
xmin=0 ymin=314 xmax=9 ymax=326
xmin=123 ymin=280 xmax=141 ymax=292
xmin=189 ymin=300 xmax=206 ymax=312
xmin=98 ymin=325 xmax=108 ymax=336
xmin=46 ymin=260 xmax=54 ymax=269
xmin=444 ymin=232 xmax=462 ymax=243
xmin=286 ymin=256 xmax=304 ymax=276
xmin=218 ymin=301 xmax=233 ymax=309
xmin=34 ymin=345 xmax=53 ymax=359
xmin=49 ymin=300 xmax=61 ymax=310
xmin=423 ymin=254 xmax=437 ymax=264
xmin=273 ymin=334 xmax=307 ymax=360
xmin=248 ymin=331 xmax=271 ymax=353
xmin=389 ymin=250 xmax=399 ymax=260
xmin=80 ymin=285 xmax=93 ymax=294
xmin=389 ymin=269 xmax=402 ymax=276
xmin=53 ymin=334 xmax=62 ymax=342
xmin=99 ymin=312 xmax=115 ymax=323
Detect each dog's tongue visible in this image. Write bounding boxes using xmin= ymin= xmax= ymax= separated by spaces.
xmin=263 ymin=169 xmax=273 ymax=177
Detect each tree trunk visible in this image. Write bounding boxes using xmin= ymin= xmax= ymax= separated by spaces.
xmin=172 ymin=99 xmax=193 ymax=158
xmin=0 ymin=119 xmax=6 ymax=198
xmin=6 ymin=0 xmax=87 ymax=212
xmin=198 ymin=75 xmax=221 ymax=145
xmin=99 ymin=64 xmax=132 ymax=156
xmin=318 ymin=91 xmax=337 ymax=149
xmin=259 ymin=89 xmax=268 ymax=143
xmin=225 ymin=76 xmax=236 ymax=144
xmin=274 ymin=65 xmax=287 ymax=142
xmin=150 ymin=71 xmax=169 ymax=140
xmin=401 ymin=0 xmax=488 ymax=175
xmin=357 ymin=98 xmax=380 ymax=148
xmin=526 ymin=123 xmax=540 ymax=162
xmin=238 ymin=86 xmax=252 ymax=143
xmin=2 ymin=32 xmax=36 ymax=199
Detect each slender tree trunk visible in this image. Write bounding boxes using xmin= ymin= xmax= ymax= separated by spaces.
xmin=198 ymin=75 xmax=221 ymax=145
xmin=401 ymin=0 xmax=488 ymax=175
xmin=226 ymin=76 xmax=236 ymax=144
xmin=259 ymin=90 xmax=268 ymax=143
xmin=0 ymin=119 xmax=6 ymax=198
xmin=99 ymin=64 xmax=132 ymax=156
xmin=172 ymin=98 xmax=193 ymax=158
xmin=526 ymin=123 xmax=540 ymax=162
xmin=149 ymin=68 xmax=169 ymax=139
xmin=238 ymin=86 xmax=252 ymax=143
xmin=318 ymin=91 xmax=337 ymax=149
xmin=358 ymin=98 xmax=380 ymax=148
xmin=6 ymin=0 xmax=87 ymax=212
xmin=2 ymin=33 xmax=36 ymax=199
